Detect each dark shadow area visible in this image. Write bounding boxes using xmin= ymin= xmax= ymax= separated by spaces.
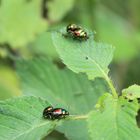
xmin=43 ymin=130 xmax=68 ymax=140
xmin=136 ymin=109 xmax=140 ymax=128
xmin=123 ymin=55 xmax=140 ymax=88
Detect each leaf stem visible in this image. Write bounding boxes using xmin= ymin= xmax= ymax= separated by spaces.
xmin=68 ymin=115 xmax=88 ymax=120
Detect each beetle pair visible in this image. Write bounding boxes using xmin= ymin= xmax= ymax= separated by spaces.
xmin=43 ymin=106 xmax=69 ymax=120
xmin=66 ymin=23 xmax=89 ymax=41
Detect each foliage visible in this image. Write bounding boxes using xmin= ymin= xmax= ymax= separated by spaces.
xmin=0 ymin=0 xmax=140 ymax=140
xmin=16 ymin=58 xmax=108 ymax=140
xmin=0 ymin=25 xmax=139 ymax=139
xmin=88 ymin=94 xmax=140 ymax=140
xmin=52 ymin=28 xmax=117 ymax=98
xmin=122 ymin=84 xmax=140 ymax=100
xmin=0 ymin=96 xmax=56 ymax=140
xmin=52 ymin=28 xmax=114 ymax=80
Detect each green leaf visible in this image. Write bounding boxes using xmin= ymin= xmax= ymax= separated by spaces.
xmin=0 ymin=0 xmax=47 ymax=47
xmin=122 ymin=84 xmax=140 ymax=100
xmin=16 ymin=58 xmax=109 ymax=112
xmin=88 ymin=94 xmax=140 ymax=140
xmin=0 ymin=96 xmax=57 ymax=140
xmin=52 ymin=28 xmax=114 ymax=80
xmin=56 ymin=120 xmax=90 ymax=140
xmin=47 ymin=0 xmax=75 ymax=22
xmin=16 ymin=58 xmax=109 ymax=140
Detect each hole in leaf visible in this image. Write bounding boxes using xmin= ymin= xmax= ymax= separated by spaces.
xmin=123 ymin=96 xmax=133 ymax=102
xmin=128 ymin=99 xmax=133 ymax=102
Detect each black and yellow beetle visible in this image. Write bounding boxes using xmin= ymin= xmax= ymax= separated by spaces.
xmin=66 ymin=23 xmax=89 ymax=40
xmin=43 ymin=106 xmax=69 ymax=120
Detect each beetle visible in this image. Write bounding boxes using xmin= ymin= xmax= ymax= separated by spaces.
xmin=43 ymin=106 xmax=69 ymax=120
xmin=67 ymin=23 xmax=81 ymax=32
xmin=46 ymin=23 xmax=89 ymax=41
xmin=66 ymin=23 xmax=89 ymax=40
xmin=43 ymin=106 xmax=53 ymax=119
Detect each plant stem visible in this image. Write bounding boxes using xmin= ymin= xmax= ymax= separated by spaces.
xmin=105 ymin=75 xmax=118 ymax=98
xmin=87 ymin=56 xmax=118 ymax=98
